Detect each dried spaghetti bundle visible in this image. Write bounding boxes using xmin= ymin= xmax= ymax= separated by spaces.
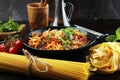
xmin=0 ymin=51 xmax=90 ymax=80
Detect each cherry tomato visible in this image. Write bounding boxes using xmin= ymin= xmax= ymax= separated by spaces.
xmin=8 ymin=46 xmax=19 ymax=54
xmin=14 ymin=40 xmax=23 ymax=49
xmin=0 ymin=44 xmax=6 ymax=52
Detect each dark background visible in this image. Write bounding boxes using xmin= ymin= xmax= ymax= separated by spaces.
xmin=0 ymin=0 xmax=120 ymax=80
xmin=0 ymin=0 xmax=120 ymax=21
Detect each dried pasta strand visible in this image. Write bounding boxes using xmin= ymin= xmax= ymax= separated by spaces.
xmin=0 ymin=52 xmax=90 ymax=80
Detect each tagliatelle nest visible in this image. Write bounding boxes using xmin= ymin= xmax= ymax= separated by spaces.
xmin=87 ymin=42 xmax=120 ymax=74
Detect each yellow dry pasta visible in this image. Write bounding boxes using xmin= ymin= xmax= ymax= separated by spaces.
xmin=0 ymin=52 xmax=90 ymax=80
xmin=87 ymin=42 xmax=120 ymax=74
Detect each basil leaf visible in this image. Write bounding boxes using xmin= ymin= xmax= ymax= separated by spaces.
xmin=105 ymin=35 xmax=117 ymax=42
xmin=116 ymin=27 xmax=120 ymax=39
xmin=61 ymin=27 xmax=73 ymax=40
xmin=0 ymin=21 xmax=3 ymax=32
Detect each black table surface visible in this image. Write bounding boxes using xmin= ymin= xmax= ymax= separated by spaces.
xmin=1 ymin=19 xmax=120 ymax=80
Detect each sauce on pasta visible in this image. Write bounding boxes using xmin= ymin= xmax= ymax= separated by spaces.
xmin=28 ymin=28 xmax=89 ymax=50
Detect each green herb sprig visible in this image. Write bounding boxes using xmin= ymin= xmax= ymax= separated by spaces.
xmin=0 ymin=17 xmax=20 ymax=32
xmin=61 ymin=27 xmax=73 ymax=40
xmin=105 ymin=27 xmax=120 ymax=42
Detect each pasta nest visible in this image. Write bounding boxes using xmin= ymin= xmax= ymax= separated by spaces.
xmin=87 ymin=42 xmax=120 ymax=74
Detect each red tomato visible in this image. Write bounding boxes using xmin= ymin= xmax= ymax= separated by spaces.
xmin=0 ymin=44 xmax=6 ymax=52
xmin=14 ymin=40 xmax=23 ymax=49
xmin=8 ymin=47 xmax=19 ymax=54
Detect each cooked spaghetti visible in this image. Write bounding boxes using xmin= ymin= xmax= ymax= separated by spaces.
xmin=28 ymin=27 xmax=89 ymax=50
